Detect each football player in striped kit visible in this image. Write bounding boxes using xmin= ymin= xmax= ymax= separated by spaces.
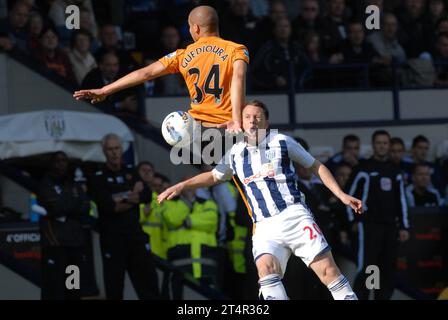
xmin=158 ymin=100 xmax=363 ymax=300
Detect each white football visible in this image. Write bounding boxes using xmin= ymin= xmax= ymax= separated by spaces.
xmin=161 ymin=111 xmax=196 ymax=147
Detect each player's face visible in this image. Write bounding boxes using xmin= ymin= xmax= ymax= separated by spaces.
xmin=373 ymin=135 xmax=390 ymax=158
xmin=413 ymin=166 xmax=431 ymax=188
xmin=389 ymin=143 xmax=405 ymax=164
xmin=242 ymin=105 xmax=268 ymax=137
xmin=103 ymin=138 xmax=123 ymax=167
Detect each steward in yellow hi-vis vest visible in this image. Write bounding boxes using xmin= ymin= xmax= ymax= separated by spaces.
xmin=161 ymin=189 xmax=218 ymax=298
xmin=140 ymin=192 xmax=167 ymax=259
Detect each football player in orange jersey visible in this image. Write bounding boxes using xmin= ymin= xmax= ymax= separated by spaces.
xmin=73 ymin=5 xmax=249 ymax=134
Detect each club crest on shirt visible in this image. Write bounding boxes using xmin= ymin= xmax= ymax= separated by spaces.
xmin=265 ymin=149 xmax=276 ymax=161
xmin=380 ymin=177 xmax=392 ymax=191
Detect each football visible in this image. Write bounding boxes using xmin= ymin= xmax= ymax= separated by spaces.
xmin=161 ymin=111 xmax=196 ymax=147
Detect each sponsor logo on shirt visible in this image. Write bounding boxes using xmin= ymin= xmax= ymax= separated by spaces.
xmin=380 ymin=177 xmax=392 ymax=191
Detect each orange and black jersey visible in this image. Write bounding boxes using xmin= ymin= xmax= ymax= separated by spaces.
xmin=159 ymin=36 xmax=249 ymax=124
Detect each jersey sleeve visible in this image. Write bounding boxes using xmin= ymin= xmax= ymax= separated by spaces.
xmin=284 ymin=135 xmax=315 ymax=168
xmin=158 ymin=49 xmax=183 ymax=74
xmin=212 ymin=149 xmax=235 ymax=182
xmin=232 ymin=44 xmax=250 ymax=65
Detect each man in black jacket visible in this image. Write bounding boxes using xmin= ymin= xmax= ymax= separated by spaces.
xmin=89 ymin=133 xmax=159 ymax=300
xmin=37 ymin=151 xmax=90 ymax=300
xmin=347 ymin=130 xmax=410 ymax=300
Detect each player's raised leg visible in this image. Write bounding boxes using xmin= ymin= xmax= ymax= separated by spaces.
xmin=309 ymin=250 xmax=358 ymax=300
xmin=255 ymin=254 xmax=289 ymax=300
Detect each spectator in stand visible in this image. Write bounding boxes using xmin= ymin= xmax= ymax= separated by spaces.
xmin=68 ymin=29 xmax=97 ymax=85
xmin=257 ymin=0 xmax=288 ymax=48
xmin=436 ymin=17 xmax=448 ymax=35
xmin=390 ymin=137 xmax=406 ymax=167
xmin=0 ymin=32 xmax=16 ymax=52
xmin=0 ymin=1 xmax=30 ymax=52
xmin=325 ymin=134 xmax=362 ymax=173
xmin=402 ymin=135 xmax=443 ymax=192
xmin=423 ymin=0 xmax=447 ymax=52
xmin=250 ymin=0 xmax=269 ymax=18
xmin=292 ymin=0 xmax=323 ymax=44
xmin=79 ymin=5 xmax=98 ymax=40
xmin=82 ymin=51 xmax=144 ymax=117
xmin=33 ymin=27 xmax=76 ymax=83
xmin=283 ymin=0 xmax=302 ymax=21
xmin=220 ymin=0 xmax=259 ymax=53
xmin=340 ymin=21 xmax=376 ymax=64
xmin=19 ymin=0 xmax=39 ymax=13
xmin=95 ymin=24 xmax=138 ymax=73
xmin=252 ymin=18 xmax=310 ymax=91
xmin=319 ymin=0 xmax=350 ymax=53
xmin=48 ymin=0 xmax=97 ymax=47
xmin=152 ymin=26 xmax=188 ymax=95
xmin=336 ymin=21 xmax=377 ymax=87
xmin=304 ymin=31 xmax=327 ymax=64
xmin=28 ymin=11 xmax=43 ymax=52
xmin=396 ymin=0 xmax=427 ymax=58
xmin=433 ymin=32 xmax=448 ymax=87
xmin=406 ymin=163 xmax=444 ymax=207
xmin=367 ymin=13 xmax=407 ymax=86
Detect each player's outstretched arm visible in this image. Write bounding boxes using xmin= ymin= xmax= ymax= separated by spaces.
xmin=73 ymin=61 xmax=169 ymax=103
xmin=311 ymin=160 xmax=363 ymax=214
xmin=218 ymin=60 xmax=247 ymax=134
xmin=157 ymin=172 xmax=221 ymax=203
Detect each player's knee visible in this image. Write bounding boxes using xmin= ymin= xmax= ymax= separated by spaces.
xmin=256 ymin=254 xmax=282 ymax=278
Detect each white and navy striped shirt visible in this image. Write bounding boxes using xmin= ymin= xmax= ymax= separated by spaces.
xmin=212 ymin=132 xmax=316 ymax=223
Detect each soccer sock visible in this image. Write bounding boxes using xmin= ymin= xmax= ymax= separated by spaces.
xmin=258 ymin=274 xmax=289 ymax=300
xmin=327 ymin=274 xmax=358 ymax=300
